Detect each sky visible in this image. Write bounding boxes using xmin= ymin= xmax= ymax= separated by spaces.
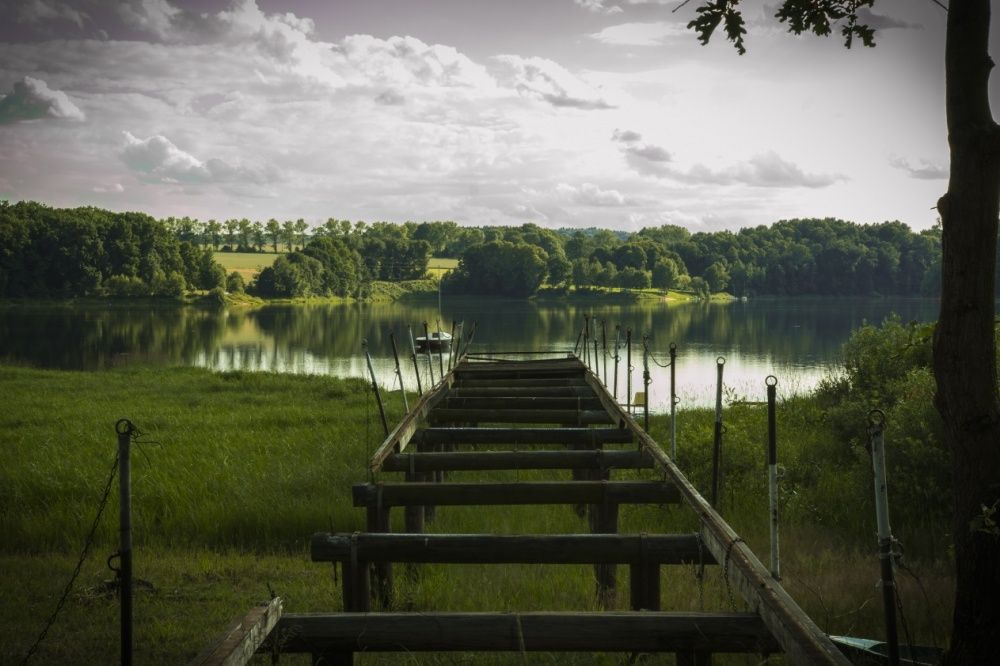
xmin=0 ymin=0 xmax=985 ymax=233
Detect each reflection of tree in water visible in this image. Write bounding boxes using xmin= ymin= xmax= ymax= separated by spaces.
xmin=0 ymin=305 xmax=227 ymax=369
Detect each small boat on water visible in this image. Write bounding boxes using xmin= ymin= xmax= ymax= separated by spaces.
xmin=416 ymin=331 xmax=452 ymax=352
xmin=830 ymin=635 xmax=944 ymax=666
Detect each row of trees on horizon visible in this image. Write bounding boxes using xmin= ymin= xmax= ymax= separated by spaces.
xmin=0 ymin=200 xmax=957 ymax=300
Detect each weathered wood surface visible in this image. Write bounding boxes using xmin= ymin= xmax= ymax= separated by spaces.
xmin=311 ymin=532 xmax=715 ymax=564
xmin=266 ymin=612 xmax=780 ymax=654
xmin=447 ymin=386 xmax=597 ymax=397
xmin=428 ymin=408 xmax=614 ymax=425
xmin=453 ymin=357 xmax=583 ymax=372
xmin=454 ymin=377 xmax=590 ymax=388
xmin=190 ymin=597 xmax=282 ymax=666
xmin=352 ymin=480 xmax=680 ymax=507
xmin=367 ymin=369 xmax=453 ymax=472
xmin=414 ymin=427 xmax=632 ymax=446
xmin=382 ymin=449 xmax=651 ymax=472
xmin=441 ymin=396 xmax=604 ymax=410
xmin=584 ymin=372 xmax=851 ymax=666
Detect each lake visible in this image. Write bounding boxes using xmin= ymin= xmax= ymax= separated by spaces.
xmin=0 ymin=296 xmax=939 ymax=410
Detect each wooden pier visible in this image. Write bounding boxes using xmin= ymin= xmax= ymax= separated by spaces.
xmin=207 ymin=347 xmax=850 ymax=664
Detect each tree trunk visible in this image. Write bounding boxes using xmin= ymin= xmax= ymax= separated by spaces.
xmin=934 ymin=1 xmax=1000 ymax=662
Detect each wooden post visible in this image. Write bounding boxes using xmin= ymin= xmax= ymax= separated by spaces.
xmin=670 ymin=342 xmax=677 ymax=461
xmin=613 ymin=324 xmax=621 ymax=400
xmin=389 ymin=331 xmax=408 ymax=413
xmin=363 ymin=340 xmax=390 ymax=437
xmin=366 ymin=504 xmax=393 ymax=609
xmin=115 ymin=419 xmax=134 ymax=666
xmin=436 ymin=319 xmax=445 ymax=378
xmin=583 ymin=315 xmax=591 ymax=368
xmin=626 ymin=328 xmax=632 ymax=414
xmin=447 ymin=320 xmax=457 ymax=371
xmin=423 ymin=321 xmax=435 ymax=386
xmin=594 ymin=499 xmax=619 ymax=608
xmin=711 ymin=356 xmax=725 ymax=507
xmin=408 ymin=325 xmax=423 ymax=395
xmin=404 ymin=469 xmax=425 ymax=534
xmin=767 ymin=375 xmax=780 ymax=581
xmin=642 ymin=335 xmax=650 ymax=431
xmin=601 ymin=319 xmax=608 ymax=386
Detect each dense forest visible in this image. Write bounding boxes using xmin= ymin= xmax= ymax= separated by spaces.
xmin=0 ymin=200 xmax=952 ymax=299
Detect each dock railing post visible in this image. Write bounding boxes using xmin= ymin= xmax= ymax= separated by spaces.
xmin=711 ymin=356 xmax=725 ymax=507
xmin=670 ymin=343 xmax=677 ymax=460
xmin=408 ymin=325 xmax=423 ymax=395
xmin=363 ymin=340 xmax=390 ymax=437
xmin=625 ymin=328 xmax=632 ymax=414
xmin=868 ymin=410 xmax=900 ymax=666
xmin=436 ymin=319 xmax=445 ymax=378
xmin=592 ymin=318 xmax=599 ymax=377
xmin=766 ymin=375 xmax=780 ymax=580
xmin=423 ymin=321 xmax=435 ymax=386
xmin=613 ymin=325 xmax=621 ymax=400
xmin=601 ymin=319 xmax=608 ymax=386
xmin=447 ymin=320 xmax=457 ymax=371
xmin=115 ymin=419 xmax=134 ymax=666
xmin=389 ymin=332 xmax=408 ymax=413
xmin=642 ymin=336 xmax=650 ymax=431
xmin=583 ymin=315 xmax=591 ymax=368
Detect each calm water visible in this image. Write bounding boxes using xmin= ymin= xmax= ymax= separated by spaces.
xmin=0 ymin=297 xmax=939 ymax=409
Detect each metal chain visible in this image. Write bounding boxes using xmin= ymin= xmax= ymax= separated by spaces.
xmin=20 ymin=453 xmax=120 ymax=665
xmin=642 ymin=339 xmax=673 ymax=368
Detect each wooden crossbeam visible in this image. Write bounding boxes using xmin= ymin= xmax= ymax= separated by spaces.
xmin=352 ymin=481 xmax=680 ymax=507
xmin=446 ymin=386 xmax=597 ymax=398
xmin=190 ymin=597 xmax=282 ymax=666
xmin=382 ymin=449 xmax=651 ymax=472
xmin=311 ymin=532 xmax=715 ymax=565
xmin=440 ymin=396 xmax=604 ymax=410
xmin=454 ymin=377 xmax=590 ymax=388
xmin=415 ymin=427 xmax=633 ymax=446
xmin=264 ymin=612 xmax=779 ymax=654
xmin=428 ymin=408 xmax=614 ymax=425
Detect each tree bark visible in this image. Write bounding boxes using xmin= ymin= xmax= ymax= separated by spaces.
xmin=934 ymin=1 xmax=1000 ymax=662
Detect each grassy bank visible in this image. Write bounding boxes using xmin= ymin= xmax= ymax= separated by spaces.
xmin=1 ymin=365 xmax=953 ymax=663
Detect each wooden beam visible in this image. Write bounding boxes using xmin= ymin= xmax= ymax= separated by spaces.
xmin=583 ymin=372 xmax=851 ymax=666
xmin=441 ymin=396 xmax=604 ymax=410
xmin=367 ymin=368 xmax=452 ymax=473
xmin=428 ymin=408 xmax=614 ymax=425
xmin=190 ymin=597 xmax=282 ymax=666
xmin=454 ymin=377 xmax=590 ymax=388
xmin=415 ymin=427 xmax=633 ymax=446
xmin=454 ymin=357 xmax=584 ymax=372
xmin=352 ymin=481 xmax=680 ymax=507
xmin=311 ymin=532 xmax=715 ymax=565
xmin=382 ymin=449 xmax=652 ymax=472
xmin=447 ymin=386 xmax=597 ymax=398
xmin=265 ymin=612 xmax=779 ymax=654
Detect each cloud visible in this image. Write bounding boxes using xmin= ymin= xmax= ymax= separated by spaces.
xmin=612 ymin=128 xmax=642 ymax=143
xmin=682 ymin=152 xmax=846 ymax=188
xmin=589 ymin=21 xmax=689 ymax=46
xmin=889 ymin=155 xmax=947 ymax=180
xmin=557 ymin=182 xmax=629 ymax=206
xmin=611 ymin=130 xmax=673 ymax=175
xmin=17 ymin=0 xmax=88 ymax=28
xmin=338 ymin=34 xmax=496 ymax=90
xmin=117 ymin=0 xmax=180 ymax=40
xmin=856 ymin=9 xmax=922 ymax=31
xmin=574 ymin=0 xmax=623 ymax=15
xmin=627 ymin=144 xmax=671 ymax=162
xmin=0 ymin=76 xmax=85 ymax=124
xmin=120 ymin=131 xmax=280 ymax=185
xmin=492 ymin=55 xmax=613 ymax=109
xmin=92 ymin=183 xmax=124 ymax=193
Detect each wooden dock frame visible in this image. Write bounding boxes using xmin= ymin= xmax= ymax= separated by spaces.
xmin=245 ymin=351 xmax=850 ymax=665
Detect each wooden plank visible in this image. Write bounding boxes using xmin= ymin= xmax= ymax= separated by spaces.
xmin=352 ymin=481 xmax=680 ymax=507
xmin=447 ymin=386 xmax=597 ymax=397
xmin=454 ymin=377 xmax=590 ymax=388
xmin=382 ymin=449 xmax=652 ymax=472
xmin=428 ymin=408 xmax=614 ymax=425
xmin=455 ymin=357 xmax=584 ymax=372
xmin=441 ymin=396 xmax=604 ymax=410
xmin=416 ymin=427 xmax=633 ymax=446
xmin=190 ymin=597 xmax=282 ymax=666
xmin=311 ymin=533 xmax=715 ymax=565
xmin=266 ymin=612 xmax=779 ymax=654
xmin=367 ymin=367 xmax=453 ymax=473
xmin=583 ymin=372 xmax=851 ymax=666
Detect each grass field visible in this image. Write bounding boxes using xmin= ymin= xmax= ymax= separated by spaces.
xmin=427 ymin=256 xmax=459 ymax=279
xmin=212 ymin=251 xmax=282 ymax=281
xmin=0 ymin=365 xmax=954 ymax=663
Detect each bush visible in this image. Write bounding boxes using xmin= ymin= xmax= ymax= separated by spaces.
xmin=226 ymin=271 xmax=246 ymax=294
xmin=105 ymin=274 xmax=149 ymax=297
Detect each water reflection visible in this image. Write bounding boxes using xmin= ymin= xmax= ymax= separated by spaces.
xmin=0 ymin=297 xmax=939 ymax=408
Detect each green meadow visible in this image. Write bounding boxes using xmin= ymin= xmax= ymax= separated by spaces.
xmin=0 ymin=365 xmax=953 ymax=664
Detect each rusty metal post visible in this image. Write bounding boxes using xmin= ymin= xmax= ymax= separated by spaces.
xmin=766 ymin=375 xmax=780 ymax=580
xmin=625 ymin=328 xmax=632 ymax=414
xmin=363 ymin=340 xmax=390 ymax=437
xmin=115 ymin=419 xmax=134 ymax=666
xmin=583 ymin=315 xmax=591 ymax=368
xmin=447 ymin=320 xmax=457 ymax=371
xmin=670 ymin=343 xmax=677 ymax=460
xmin=711 ymin=356 xmax=725 ymax=507
xmin=436 ymin=319 xmax=445 ymax=378
xmin=408 ymin=325 xmax=423 ymax=395
xmin=868 ymin=410 xmax=900 ymax=666
xmin=601 ymin=319 xmax=608 ymax=386
xmin=423 ymin=321 xmax=435 ymax=386
xmin=613 ymin=325 xmax=621 ymax=400
xmin=389 ymin=332 xmax=408 ymax=413
xmin=642 ymin=336 xmax=650 ymax=431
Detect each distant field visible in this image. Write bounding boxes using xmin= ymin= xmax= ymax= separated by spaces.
xmin=427 ymin=256 xmax=458 ymax=278
xmin=213 ymin=251 xmax=281 ymax=280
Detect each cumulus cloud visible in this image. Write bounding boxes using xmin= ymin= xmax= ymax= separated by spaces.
xmin=612 ymin=128 xmax=642 ymax=143
xmin=557 ymin=182 xmax=629 ymax=206
xmin=682 ymin=152 xmax=846 ymax=188
xmin=338 ymin=35 xmax=496 ymax=90
xmin=17 ymin=0 xmax=88 ymax=28
xmin=492 ymin=55 xmax=613 ymax=109
xmin=889 ymin=155 xmax=947 ymax=180
xmin=611 ymin=129 xmax=673 ymax=175
xmin=589 ymin=21 xmax=689 ymax=46
xmin=0 ymin=76 xmax=85 ymax=124
xmin=92 ymin=182 xmax=124 ymax=193
xmin=117 ymin=0 xmax=180 ymax=40
xmin=856 ymin=9 xmax=922 ymax=31
xmin=120 ymin=131 xmax=280 ymax=185
xmin=574 ymin=0 xmax=623 ymax=15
